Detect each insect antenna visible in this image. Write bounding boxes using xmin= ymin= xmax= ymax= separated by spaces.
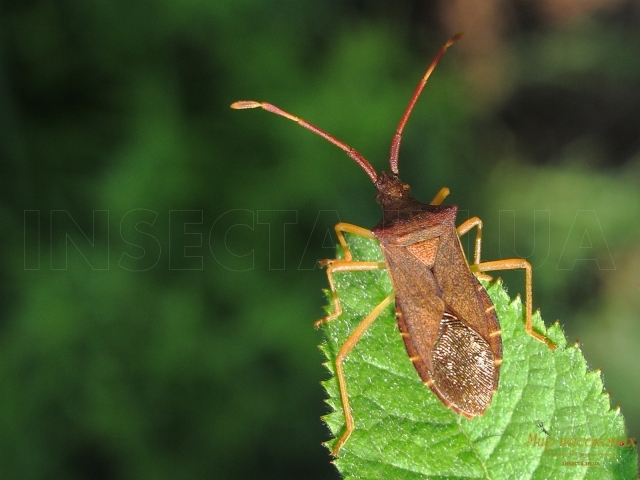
xmin=389 ymin=32 xmax=464 ymax=175
xmin=230 ymin=100 xmax=378 ymax=183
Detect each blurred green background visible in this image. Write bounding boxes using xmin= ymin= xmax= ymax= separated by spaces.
xmin=1 ymin=0 xmax=639 ymax=478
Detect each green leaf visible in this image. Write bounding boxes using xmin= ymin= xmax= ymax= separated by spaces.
xmin=320 ymin=233 xmax=638 ymax=479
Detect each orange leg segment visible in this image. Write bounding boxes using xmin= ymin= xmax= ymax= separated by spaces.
xmin=331 ymin=293 xmax=394 ymax=456
xmin=471 ymin=259 xmax=555 ymax=350
xmin=316 ymin=223 xmax=393 ymax=456
xmin=315 ymin=222 xmax=385 ymax=328
xmin=332 ymin=222 xmax=377 ymax=262
xmin=315 ymin=259 xmax=387 ymax=328
xmin=429 ymin=187 xmax=450 ymax=206
xmin=456 ymin=216 xmax=483 ymax=266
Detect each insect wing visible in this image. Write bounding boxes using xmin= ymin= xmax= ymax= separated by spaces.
xmin=383 ymin=225 xmax=502 ymax=417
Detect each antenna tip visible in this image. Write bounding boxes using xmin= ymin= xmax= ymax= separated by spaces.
xmin=446 ymin=32 xmax=465 ymax=47
xmin=231 ymin=100 xmax=261 ymax=110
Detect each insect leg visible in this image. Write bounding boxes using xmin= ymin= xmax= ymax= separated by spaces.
xmin=429 ymin=186 xmax=450 ymax=206
xmin=332 ymin=222 xmax=377 ymax=262
xmin=332 ymin=292 xmax=395 ymax=456
xmin=471 ymin=259 xmax=555 ymax=350
xmin=315 ymin=260 xmax=387 ymax=328
xmin=456 ymin=216 xmax=483 ymax=265
xmin=315 ymin=223 xmax=385 ymax=328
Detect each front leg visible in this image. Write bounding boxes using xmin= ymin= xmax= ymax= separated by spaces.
xmin=316 ymin=222 xmax=386 ymax=328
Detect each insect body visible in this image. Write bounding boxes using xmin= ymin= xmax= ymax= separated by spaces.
xmin=372 ymin=180 xmax=501 ymax=418
xmin=232 ymin=32 xmax=554 ymax=457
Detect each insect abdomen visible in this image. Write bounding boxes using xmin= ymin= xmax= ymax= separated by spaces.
xmin=398 ymin=305 xmax=499 ymax=417
xmin=430 ymin=312 xmax=496 ymax=415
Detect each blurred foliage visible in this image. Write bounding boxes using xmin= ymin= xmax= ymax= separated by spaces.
xmin=0 ymin=0 xmax=638 ymax=478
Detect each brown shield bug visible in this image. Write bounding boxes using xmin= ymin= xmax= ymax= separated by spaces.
xmin=231 ymin=32 xmax=555 ymax=456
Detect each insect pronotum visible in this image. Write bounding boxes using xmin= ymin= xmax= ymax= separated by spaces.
xmin=232 ymin=32 xmax=555 ymax=457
